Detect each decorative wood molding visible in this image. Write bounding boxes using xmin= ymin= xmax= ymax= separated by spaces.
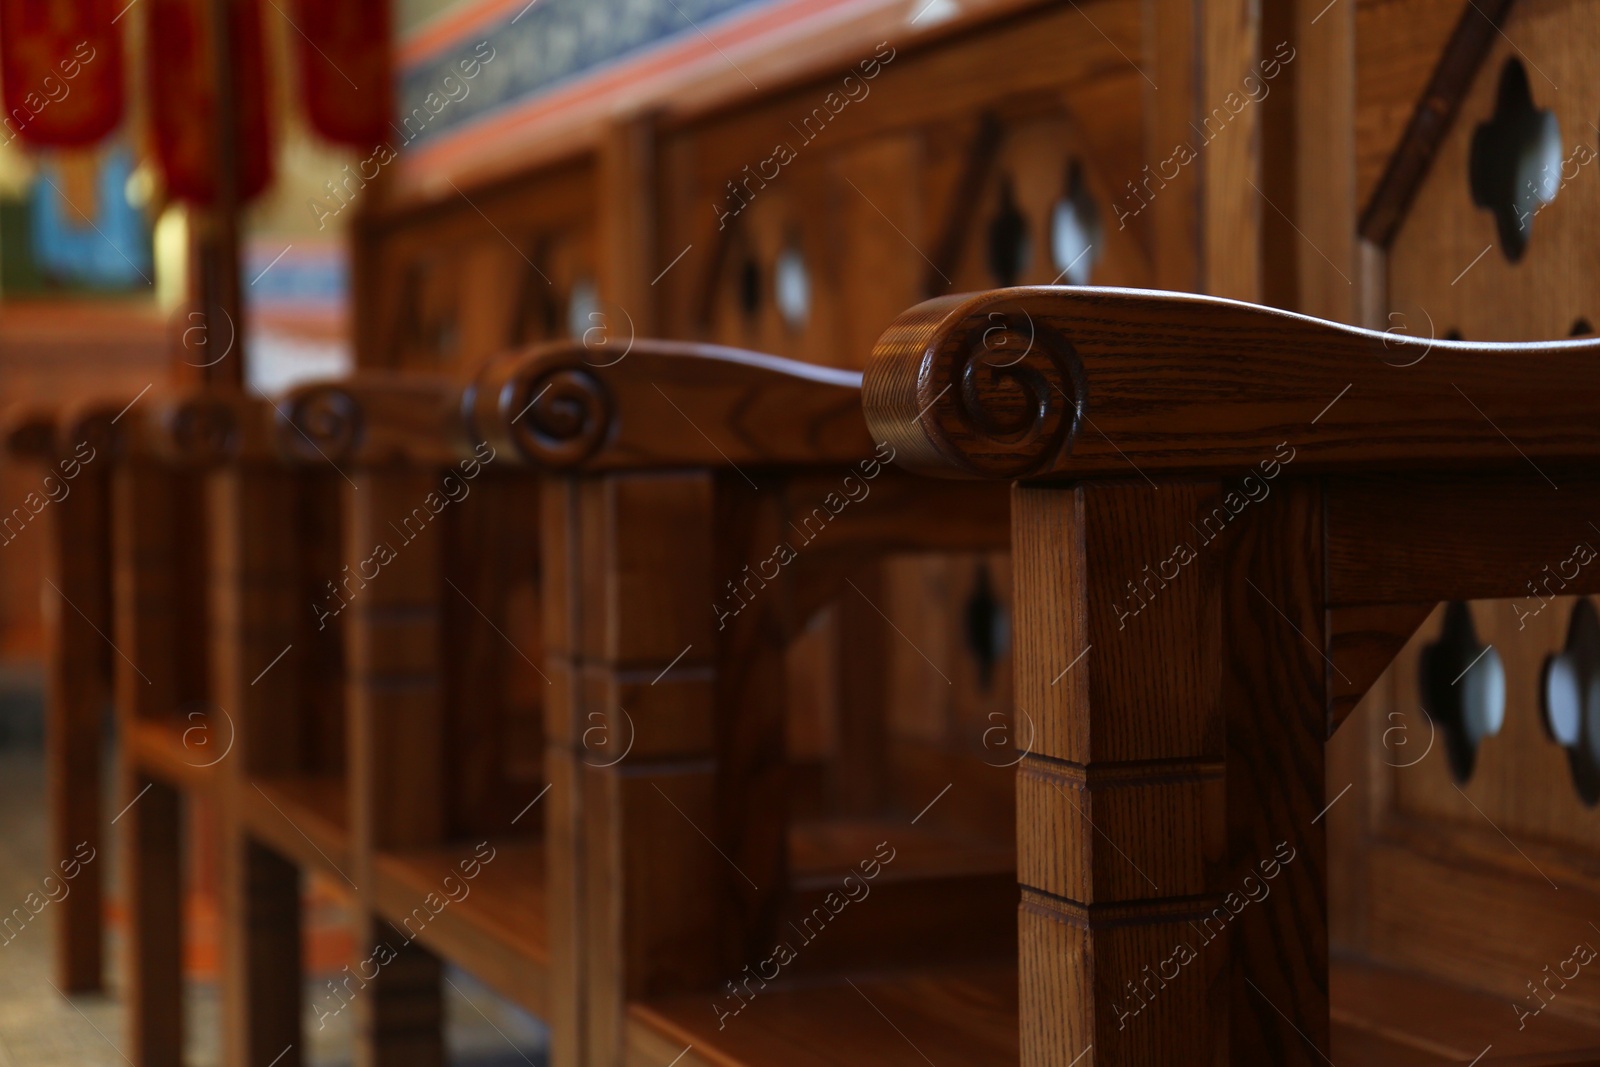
xmin=279 ymin=373 xmax=468 ymax=466
xmin=862 ymin=285 xmax=1600 ymax=480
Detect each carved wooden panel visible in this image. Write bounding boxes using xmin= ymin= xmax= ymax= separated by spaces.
xmin=1388 ymin=0 xmax=1600 ymax=340
xmin=1335 ymin=597 xmax=1600 ymax=1031
xmin=657 ymin=0 xmax=1158 ymax=369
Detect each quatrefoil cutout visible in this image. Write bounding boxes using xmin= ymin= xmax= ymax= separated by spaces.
xmin=987 ymin=175 xmax=1030 ymax=286
xmin=1419 ymin=601 xmax=1506 ymax=782
xmin=1469 ymin=58 xmax=1562 ymax=263
xmin=1541 ymin=599 xmax=1600 ymax=806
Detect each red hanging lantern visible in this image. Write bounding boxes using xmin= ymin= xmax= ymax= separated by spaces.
xmin=147 ymin=0 xmax=274 ymax=204
xmin=292 ymin=0 xmax=390 ymax=149
xmin=0 ymin=0 xmax=125 ymax=147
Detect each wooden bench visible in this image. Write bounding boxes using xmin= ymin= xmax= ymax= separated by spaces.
xmin=863 ymin=284 xmax=1600 ymax=1066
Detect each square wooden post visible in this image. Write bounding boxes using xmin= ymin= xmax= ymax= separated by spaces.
xmin=542 ymin=471 xmax=723 ymax=1067
xmin=1012 ymin=478 xmax=1329 ymax=1066
xmin=346 ymin=468 xmax=446 ymax=1067
xmin=1012 ymin=481 xmax=1227 ymax=1067
xmin=112 ymin=460 xmax=186 ymax=1067
xmin=212 ymin=466 xmax=306 ymax=1067
xmin=40 ymin=456 xmax=111 ymax=992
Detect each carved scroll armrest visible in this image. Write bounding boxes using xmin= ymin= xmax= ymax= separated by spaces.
xmin=863 ymin=286 xmax=1600 ymax=480
xmin=468 ymin=340 xmax=875 ymax=471
xmin=136 ymin=387 xmax=283 ymax=465
xmin=2 ymin=406 xmax=59 ymax=461
xmin=55 ymin=395 xmax=145 ymax=464
xmin=278 ymin=373 xmax=472 ymax=467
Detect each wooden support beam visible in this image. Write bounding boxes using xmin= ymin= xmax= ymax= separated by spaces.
xmin=1327 ymin=474 xmax=1600 ymax=606
xmin=1220 ymin=481 xmax=1328 ymax=1065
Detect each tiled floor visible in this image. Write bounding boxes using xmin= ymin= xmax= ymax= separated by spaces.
xmin=0 ymin=745 xmax=547 ymax=1066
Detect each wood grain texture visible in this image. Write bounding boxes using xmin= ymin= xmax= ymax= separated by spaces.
xmin=863 ymin=286 xmax=1600 ymax=479
xmin=240 ymin=777 xmax=352 ymax=880
xmin=1221 ymin=480 xmax=1329 ymax=1065
xmin=1011 ymin=482 xmax=1226 ymax=1066
xmin=598 ymin=115 xmax=659 ymax=339
xmin=1326 ymin=601 xmax=1434 ymax=734
xmin=1352 ymin=0 xmax=1470 ymax=217
xmin=575 ymin=472 xmax=722 ymax=1067
xmin=540 ymin=477 xmax=587 ymax=1067
xmin=355 ymin=157 xmax=597 ymax=375
xmin=439 ymin=470 xmax=545 ymax=839
xmin=713 ymin=473 xmax=792 ymax=966
xmin=1287 ymin=0 xmax=1359 ymax=324
xmin=1199 ymin=0 xmax=1262 ymax=302
xmin=627 ymin=961 xmax=1019 ymax=1066
xmin=1326 ymin=474 xmax=1600 ymax=606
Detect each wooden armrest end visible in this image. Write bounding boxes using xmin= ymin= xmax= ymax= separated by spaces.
xmin=1 ymin=406 xmax=59 ymax=461
xmin=471 ymin=339 xmax=874 ymax=471
xmin=278 ymin=373 xmax=470 ymax=467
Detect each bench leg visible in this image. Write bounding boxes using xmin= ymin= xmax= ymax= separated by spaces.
xmin=45 ymin=478 xmax=110 ymax=992
xmin=47 ymin=655 xmax=104 ymax=992
xmin=221 ymin=836 xmax=302 ymax=1067
xmin=351 ymin=917 xmax=444 ymax=1067
xmin=124 ymin=773 xmax=184 ymax=1066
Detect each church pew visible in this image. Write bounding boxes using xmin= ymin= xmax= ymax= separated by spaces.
xmin=103 ymin=386 xmax=321 ymax=1067
xmin=468 ymin=340 xmax=1017 ymax=1067
xmin=862 ymin=284 xmax=1600 ymax=1066
xmin=32 ymin=383 xmax=351 ymax=1067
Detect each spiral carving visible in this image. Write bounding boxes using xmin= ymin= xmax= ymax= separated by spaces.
xmin=501 ymin=365 xmax=611 ymax=467
xmin=3 ymin=414 xmax=56 ymax=460
xmin=66 ymin=409 xmax=125 ymax=462
xmin=931 ymin=310 xmax=1084 ymax=479
xmin=279 ymin=385 xmax=361 ymax=463
xmin=167 ymin=397 xmax=240 ymax=464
